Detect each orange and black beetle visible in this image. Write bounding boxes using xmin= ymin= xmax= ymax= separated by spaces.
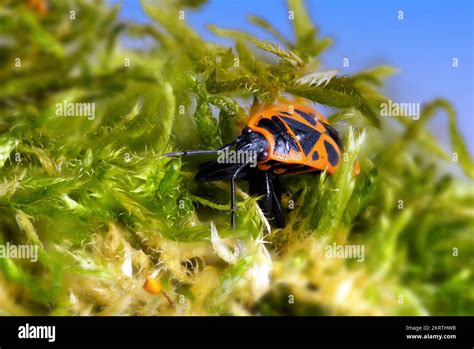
xmin=165 ymin=104 xmax=347 ymax=228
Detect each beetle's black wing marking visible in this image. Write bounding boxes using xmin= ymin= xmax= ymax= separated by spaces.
xmin=257 ymin=117 xmax=299 ymax=155
xmin=270 ymin=116 xmax=300 ymax=154
xmin=196 ymin=161 xmax=249 ymax=182
xmin=294 ymin=109 xmax=317 ymax=126
xmin=323 ymin=140 xmax=339 ymax=166
xmin=247 ymin=169 xmax=285 ymax=228
xmin=323 ymin=122 xmax=344 ymax=151
xmin=279 ymin=116 xmax=321 ymax=156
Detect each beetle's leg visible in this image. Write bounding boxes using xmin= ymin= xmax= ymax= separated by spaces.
xmin=263 ymin=171 xmax=272 ymax=213
xmin=246 ymin=169 xmax=286 ymax=228
xmin=164 ymin=140 xmax=236 ymax=158
xmin=230 ymin=163 xmax=248 ymax=229
xmin=268 ymin=175 xmax=285 ymax=228
xmin=264 ymin=172 xmax=285 ymax=228
xmin=248 ymin=169 xmax=274 ymax=221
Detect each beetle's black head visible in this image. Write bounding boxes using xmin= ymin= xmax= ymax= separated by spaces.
xmin=236 ymin=127 xmax=269 ymax=161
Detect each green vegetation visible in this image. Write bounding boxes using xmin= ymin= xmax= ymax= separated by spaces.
xmin=0 ymin=0 xmax=472 ymax=316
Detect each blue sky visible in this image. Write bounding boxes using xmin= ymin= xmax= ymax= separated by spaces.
xmin=113 ymin=0 xmax=473 ymax=154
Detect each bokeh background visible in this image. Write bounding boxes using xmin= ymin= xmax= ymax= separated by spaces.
xmin=115 ymin=0 xmax=474 ymax=155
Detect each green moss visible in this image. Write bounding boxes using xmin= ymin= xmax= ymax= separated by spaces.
xmin=0 ymin=0 xmax=472 ymax=316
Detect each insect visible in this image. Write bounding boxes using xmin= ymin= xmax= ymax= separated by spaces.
xmin=165 ymin=104 xmax=349 ymax=229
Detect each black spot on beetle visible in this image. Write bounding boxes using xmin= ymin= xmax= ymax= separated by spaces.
xmin=257 ymin=117 xmax=299 ymax=155
xmin=324 ymin=140 xmax=339 ymax=166
xmin=312 ymin=151 xmax=319 ymax=161
xmin=257 ymin=117 xmax=277 ymax=133
xmin=280 ymin=116 xmax=320 ymax=155
xmin=295 ymin=109 xmax=317 ymax=125
xmin=323 ymin=123 xmax=344 ymax=151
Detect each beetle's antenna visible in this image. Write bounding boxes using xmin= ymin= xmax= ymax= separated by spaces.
xmin=164 ymin=140 xmax=237 ymax=158
xmin=164 ymin=149 xmax=220 ymax=157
